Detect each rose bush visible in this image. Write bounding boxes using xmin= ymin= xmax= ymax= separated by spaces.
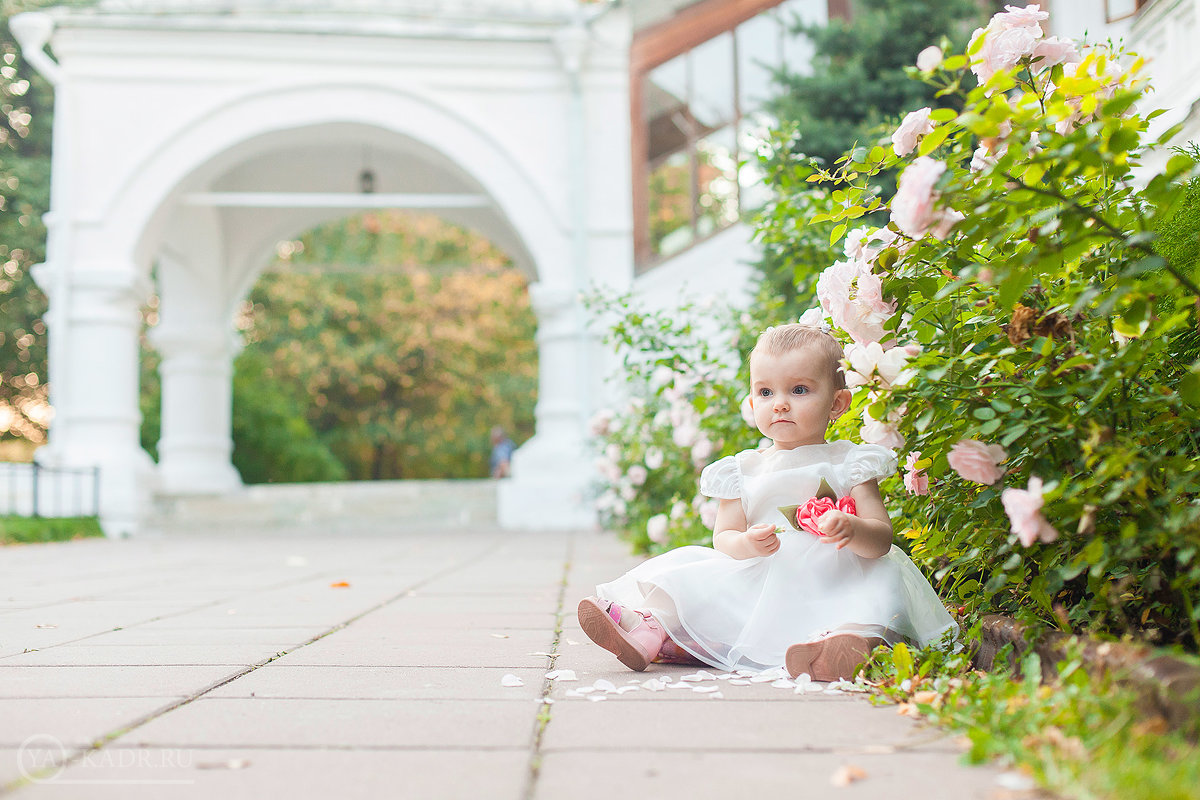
xmin=800 ymin=4 xmax=1200 ymax=647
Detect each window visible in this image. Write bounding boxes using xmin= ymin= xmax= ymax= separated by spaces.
xmin=632 ymin=0 xmax=831 ymax=270
xmin=1105 ymin=0 xmax=1149 ymax=22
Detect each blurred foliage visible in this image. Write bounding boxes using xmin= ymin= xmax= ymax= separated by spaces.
xmin=0 ymin=0 xmax=58 ymax=443
xmin=240 ymin=211 xmax=537 ymax=480
xmin=0 ymin=514 xmax=103 ymax=544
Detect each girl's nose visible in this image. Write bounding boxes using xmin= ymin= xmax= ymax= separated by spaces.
xmin=773 ymin=396 xmax=790 ymax=411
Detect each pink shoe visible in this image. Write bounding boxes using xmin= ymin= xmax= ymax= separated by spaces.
xmin=785 ymin=634 xmax=884 ymax=681
xmin=577 ymin=596 xmax=666 ymax=671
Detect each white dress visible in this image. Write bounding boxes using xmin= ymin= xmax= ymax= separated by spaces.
xmin=596 ymin=441 xmax=958 ymax=673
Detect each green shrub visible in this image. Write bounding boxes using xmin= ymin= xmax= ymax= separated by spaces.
xmin=230 ymin=349 xmax=348 ymax=484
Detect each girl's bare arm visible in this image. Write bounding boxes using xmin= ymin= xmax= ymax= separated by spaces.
xmin=713 ymin=498 xmax=780 ymax=559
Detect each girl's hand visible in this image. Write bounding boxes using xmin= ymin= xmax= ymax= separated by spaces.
xmin=817 ymin=510 xmax=856 ymax=550
xmin=742 ymin=523 xmax=781 ymax=557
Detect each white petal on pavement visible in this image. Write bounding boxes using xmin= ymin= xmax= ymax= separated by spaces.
xmin=587 ymin=694 xmax=607 ymax=702
xmin=545 ymin=669 xmax=577 ymax=681
xmin=641 ymin=678 xmax=667 ymax=691
xmin=691 ymin=685 xmax=720 ymax=693
xmin=501 ymin=674 xmax=524 ymax=687
xmin=593 ymin=679 xmax=618 ymax=693
xmin=615 ymin=686 xmax=639 ymax=694
xmin=490 ymin=633 xmax=510 ymax=639
xmin=680 ymin=670 xmax=718 ymax=682
xmin=771 ymin=679 xmax=796 ymax=689
xmin=575 ymin=686 xmax=595 ymax=694
xmin=730 ymin=679 xmax=751 ymax=686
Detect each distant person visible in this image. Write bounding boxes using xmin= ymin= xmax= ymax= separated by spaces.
xmin=489 ymin=427 xmax=515 ymax=479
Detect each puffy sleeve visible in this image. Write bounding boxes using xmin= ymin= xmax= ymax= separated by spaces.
xmin=843 ymin=444 xmax=898 ymax=487
xmin=699 ymin=455 xmax=741 ymax=499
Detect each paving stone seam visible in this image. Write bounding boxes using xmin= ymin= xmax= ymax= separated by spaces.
xmin=0 ymin=535 xmax=515 ymax=796
xmin=521 ymin=529 xmax=578 ymax=800
xmin=0 ymin=570 xmax=352 ymax=661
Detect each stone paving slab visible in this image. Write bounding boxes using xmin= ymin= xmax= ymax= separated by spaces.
xmin=0 ymin=526 xmax=1020 ymax=800
xmin=122 ymin=697 xmax=538 ymax=749
xmin=16 ymin=748 xmax=531 ymax=800
xmin=0 ymin=666 xmax=240 ymax=699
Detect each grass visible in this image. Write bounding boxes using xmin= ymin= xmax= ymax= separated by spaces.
xmin=0 ymin=515 xmax=104 ymax=545
xmin=859 ymin=635 xmax=1200 ymax=800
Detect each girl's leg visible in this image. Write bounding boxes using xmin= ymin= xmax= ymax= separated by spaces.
xmin=577 ymin=596 xmax=667 ymax=671
xmin=784 ymin=634 xmax=885 ymax=681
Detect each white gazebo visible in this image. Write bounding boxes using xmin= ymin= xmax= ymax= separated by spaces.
xmin=11 ymin=0 xmax=646 ymax=535
xmin=12 ymin=0 xmax=832 ymax=536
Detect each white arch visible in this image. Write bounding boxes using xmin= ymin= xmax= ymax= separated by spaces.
xmin=98 ymin=81 xmax=569 ymax=284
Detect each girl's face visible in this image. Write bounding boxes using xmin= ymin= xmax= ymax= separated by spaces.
xmin=749 ymin=345 xmax=851 ymax=450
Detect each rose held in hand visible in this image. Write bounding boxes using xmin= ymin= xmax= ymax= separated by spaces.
xmin=797 ymin=496 xmax=858 ymax=536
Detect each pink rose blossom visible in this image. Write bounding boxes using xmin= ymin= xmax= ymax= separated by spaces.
xmin=595 ymin=457 xmax=621 ymax=483
xmin=917 ymin=45 xmax=943 ymax=72
xmin=1001 ymin=476 xmax=1060 ymax=547
xmin=588 ymin=408 xmax=615 ymax=436
xmin=644 ymin=447 xmax=664 ymax=470
xmin=698 ymin=499 xmax=719 ymax=529
xmin=891 ymin=157 xmax=947 ymax=239
xmin=993 ymin=4 xmax=1049 ymax=30
xmin=691 ymin=438 xmax=715 ymax=465
xmin=1032 ymin=36 xmax=1079 ymax=69
xmin=646 ymin=514 xmax=669 ymax=544
xmin=947 ymin=439 xmax=1007 ymax=484
xmin=892 ymin=107 xmax=935 ymax=157
xmin=903 ymin=451 xmax=929 ymax=495
xmin=627 ymin=465 xmax=648 ymax=486
xmin=860 ymin=405 xmax=906 ymax=449
xmin=670 ymin=501 xmax=688 ymax=520
xmin=931 ymin=209 xmax=965 ymax=241
xmin=798 ymin=306 xmax=829 ymax=329
xmin=817 ymin=259 xmax=897 ymax=346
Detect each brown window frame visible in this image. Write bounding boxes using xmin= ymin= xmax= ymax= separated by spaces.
xmin=630 ymin=0 xmax=851 ymax=269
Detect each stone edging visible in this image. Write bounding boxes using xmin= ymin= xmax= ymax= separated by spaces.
xmin=972 ymin=614 xmax=1200 ymax=732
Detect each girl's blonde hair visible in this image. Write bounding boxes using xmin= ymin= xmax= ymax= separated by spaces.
xmin=750 ymin=323 xmax=847 ymax=390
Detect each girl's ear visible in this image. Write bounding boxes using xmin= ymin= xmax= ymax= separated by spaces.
xmin=829 ymin=388 xmax=852 ymax=420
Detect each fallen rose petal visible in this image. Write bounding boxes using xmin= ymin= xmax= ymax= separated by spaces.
xmin=830 ymin=765 xmax=868 ymax=787
xmin=771 ymin=679 xmax=796 ymax=689
xmin=545 ymin=669 xmax=577 ymax=681
xmin=615 ymin=686 xmax=639 ymax=694
xmin=730 ymin=679 xmax=751 ymax=686
xmin=641 ymin=678 xmax=667 ymax=691
xmin=691 ymin=685 xmax=721 ymax=693
xmin=490 ymin=633 xmax=509 ymax=639
xmin=501 ymin=674 xmax=524 ymax=687
xmin=593 ymin=679 xmax=618 ymax=693
xmin=588 ymin=694 xmax=607 ymax=702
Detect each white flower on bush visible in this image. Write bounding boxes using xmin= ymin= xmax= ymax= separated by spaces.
xmin=1032 ymin=36 xmax=1079 ymax=69
xmin=644 ymin=447 xmax=664 ymax=470
xmin=691 ymin=438 xmax=715 ymax=466
xmin=672 ymin=421 xmax=699 ymax=449
xmin=860 ymin=404 xmax=906 ymax=449
xmin=798 ymin=306 xmax=830 ymax=329
xmin=670 ymin=500 xmax=688 ymax=520
xmin=698 ymin=498 xmax=719 ymax=529
xmin=619 ymin=482 xmax=637 ymax=502
xmin=651 ymin=366 xmax=675 ymax=389
xmin=594 ymin=457 xmax=621 ymax=483
xmin=605 ymin=443 xmax=621 ymax=462
xmin=627 ymin=465 xmax=648 ymax=486
xmin=916 ymin=45 xmax=943 ymax=72
xmin=891 ymin=107 xmax=935 ymax=157
xmin=646 ymin=513 xmax=670 ymax=544
xmin=588 ymin=408 xmax=615 ymax=437
xmin=844 ymin=342 xmax=921 ymax=389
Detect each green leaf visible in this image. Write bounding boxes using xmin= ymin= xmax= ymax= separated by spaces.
xmin=830 ymin=223 xmax=847 ymax=246
xmin=929 ymin=108 xmax=958 ymax=122
xmin=1180 ymin=368 xmax=1200 ymax=408
xmin=918 ymin=125 xmax=951 ymax=156
xmin=893 ymin=641 xmax=914 ymax=681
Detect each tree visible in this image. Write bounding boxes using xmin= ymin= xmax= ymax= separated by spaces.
xmin=0 ymin=0 xmax=55 ymax=445
xmin=239 ymin=211 xmax=538 ymax=480
xmin=769 ymin=0 xmax=991 ymax=169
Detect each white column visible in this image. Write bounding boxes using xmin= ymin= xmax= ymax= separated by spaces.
xmin=150 ymin=325 xmax=242 ymax=494
xmin=32 ymin=261 xmax=157 ymax=537
xmin=497 ymin=283 xmax=595 ymax=529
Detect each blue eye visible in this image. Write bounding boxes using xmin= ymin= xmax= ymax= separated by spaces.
xmin=792 ymin=385 xmax=809 ymax=395
xmin=758 ymin=388 xmax=772 ymax=397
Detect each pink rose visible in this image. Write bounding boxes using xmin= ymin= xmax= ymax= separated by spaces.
xmin=627 ymin=465 xmax=648 ymax=486
xmin=903 ymin=451 xmax=929 ymax=496
xmin=891 ymin=157 xmax=946 ymax=239
xmin=931 ymin=209 xmax=964 ymax=241
xmin=817 ymin=259 xmax=897 ymax=346
xmin=844 ymin=341 xmax=920 ymax=389
xmin=992 ymin=4 xmax=1049 ymax=31
xmin=1001 ymin=477 xmax=1060 ymax=547
xmin=1032 ymin=36 xmax=1079 ymax=69
xmin=698 ymin=499 xmax=719 ymax=529
xmin=916 ymin=45 xmax=943 ymax=72
xmin=797 ymin=496 xmax=858 ymax=536
xmin=860 ymin=404 xmax=906 ymax=449
xmin=891 ymin=107 xmax=935 ymax=157
xmin=970 ymin=20 xmax=1040 ymax=85
xmin=947 ymin=439 xmax=1007 ymax=484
